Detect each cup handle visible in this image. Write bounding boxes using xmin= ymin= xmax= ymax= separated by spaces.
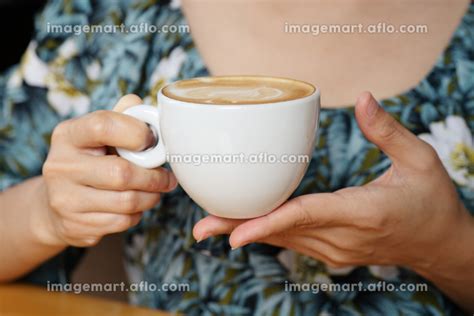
xmin=116 ymin=104 xmax=167 ymax=169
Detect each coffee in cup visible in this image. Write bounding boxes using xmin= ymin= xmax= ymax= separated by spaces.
xmin=162 ymin=76 xmax=315 ymax=105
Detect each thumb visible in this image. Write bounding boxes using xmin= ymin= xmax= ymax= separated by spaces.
xmin=113 ymin=94 xmax=143 ymax=112
xmin=355 ymin=92 xmax=429 ymax=168
xmin=108 ymin=94 xmax=150 ymax=154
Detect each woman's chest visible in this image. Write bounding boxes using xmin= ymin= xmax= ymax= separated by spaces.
xmin=181 ymin=0 xmax=470 ymax=108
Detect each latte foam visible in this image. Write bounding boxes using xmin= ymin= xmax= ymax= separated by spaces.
xmin=162 ymin=76 xmax=315 ymax=105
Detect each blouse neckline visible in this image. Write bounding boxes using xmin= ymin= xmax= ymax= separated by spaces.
xmin=320 ymin=3 xmax=473 ymax=114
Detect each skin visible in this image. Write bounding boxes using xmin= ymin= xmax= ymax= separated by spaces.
xmin=193 ymin=93 xmax=474 ymax=311
xmin=183 ymin=0 xmax=474 ymax=310
xmin=182 ymin=0 xmax=470 ymax=107
xmin=0 ymin=0 xmax=473 ymax=312
xmin=0 ymin=95 xmax=176 ymax=281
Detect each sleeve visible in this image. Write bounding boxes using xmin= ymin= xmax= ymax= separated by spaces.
xmin=0 ymin=10 xmax=87 ymax=287
xmin=0 ymin=67 xmax=85 ymax=286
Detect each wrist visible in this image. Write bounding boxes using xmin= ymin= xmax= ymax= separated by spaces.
xmin=30 ymin=177 xmax=67 ymax=249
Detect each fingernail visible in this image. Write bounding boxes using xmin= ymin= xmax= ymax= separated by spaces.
xmin=144 ymin=128 xmax=157 ymax=150
xmin=196 ymin=233 xmax=208 ymax=243
xmin=168 ymin=172 xmax=178 ymax=190
xmin=366 ymin=96 xmax=379 ymax=118
xmin=230 ymin=242 xmax=242 ymax=250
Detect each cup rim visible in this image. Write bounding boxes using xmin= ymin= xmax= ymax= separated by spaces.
xmin=158 ymin=75 xmax=319 ymax=108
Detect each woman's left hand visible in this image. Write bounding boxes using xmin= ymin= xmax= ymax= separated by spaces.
xmin=193 ymin=92 xmax=474 ymax=273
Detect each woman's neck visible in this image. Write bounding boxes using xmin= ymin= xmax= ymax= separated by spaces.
xmin=183 ymin=0 xmax=470 ymax=107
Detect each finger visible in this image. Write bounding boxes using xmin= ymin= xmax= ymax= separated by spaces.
xmin=113 ymin=94 xmax=144 ymax=112
xmin=58 ymin=213 xmax=142 ymax=247
xmin=60 ymin=234 xmax=102 ymax=248
xmin=73 ymin=212 xmax=142 ymax=234
xmin=290 ymin=239 xmax=357 ymax=268
xmin=106 ymin=95 xmax=146 ymax=155
xmin=355 ymin=92 xmax=434 ymax=169
xmin=291 ymin=227 xmax=368 ymax=256
xmin=63 ymin=110 xmax=154 ymax=150
xmin=56 ymin=184 xmax=162 ymax=214
xmin=193 ymin=215 xmax=246 ymax=241
xmin=228 ymin=194 xmax=350 ymax=248
xmin=72 ymin=155 xmax=177 ymax=192
xmin=261 ymin=234 xmax=356 ymax=268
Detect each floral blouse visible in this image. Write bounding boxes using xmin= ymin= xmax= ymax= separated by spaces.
xmin=1 ymin=1 xmax=473 ymax=315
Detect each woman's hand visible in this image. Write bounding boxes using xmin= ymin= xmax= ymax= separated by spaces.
xmin=193 ymin=92 xmax=474 ymax=274
xmin=41 ymin=95 xmax=177 ymax=247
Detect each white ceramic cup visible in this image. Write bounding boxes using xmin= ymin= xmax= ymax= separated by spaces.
xmin=117 ymin=76 xmax=320 ymax=218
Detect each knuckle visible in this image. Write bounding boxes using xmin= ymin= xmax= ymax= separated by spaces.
xmin=360 ymin=246 xmax=376 ymax=259
xmin=148 ymin=193 xmax=161 ymax=207
xmin=51 ymin=120 xmax=71 ymax=144
xmin=102 ymin=214 xmax=140 ymax=235
xmin=363 ymin=211 xmax=388 ymax=231
xmin=58 ymin=219 xmax=76 ymax=239
xmin=56 ymin=225 xmax=69 ymax=241
xmin=42 ymin=160 xmax=55 ymax=178
xmin=292 ymin=197 xmax=313 ymax=228
xmin=48 ymin=194 xmax=67 ymax=213
xmin=118 ymin=191 xmax=139 ymax=213
xmin=377 ymin=116 xmax=399 ymax=141
xmin=417 ymin=143 xmax=441 ymax=171
xmin=335 ymin=238 xmax=356 ymax=251
xmin=90 ymin=110 xmax=113 ymax=138
xmin=81 ymin=237 xmax=101 ymax=247
xmin=42 ymin=159 xmax=69 ymax=179
xmin=114 ymin=215 xmax=136 ymax=231
xmin=326 ymin=253 xmax=351 ymax=268
xmin=150 ymin=170 xmax=170 ymax=191
xmin=275 ymin=230 xmax=291 ymax=243
xmin=110 ymin=159 xmax=133 ymax=188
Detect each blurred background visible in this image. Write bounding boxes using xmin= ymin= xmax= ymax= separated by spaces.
xmin=0 ymin=0 xmax=46 ymax=71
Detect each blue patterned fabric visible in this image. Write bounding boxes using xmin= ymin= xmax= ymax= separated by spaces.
xmin=1 ymin=1 xmax=473 ymax=315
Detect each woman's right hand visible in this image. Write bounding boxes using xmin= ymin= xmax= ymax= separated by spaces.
xmin=41 ymin=95 xmax=177 ymax=247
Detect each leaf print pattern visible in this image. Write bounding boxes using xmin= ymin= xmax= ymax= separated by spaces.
xmin=1 ymin=1 xmax=473 ymax=315
xmin=419 ymin=116 xmax=474 ymax=188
